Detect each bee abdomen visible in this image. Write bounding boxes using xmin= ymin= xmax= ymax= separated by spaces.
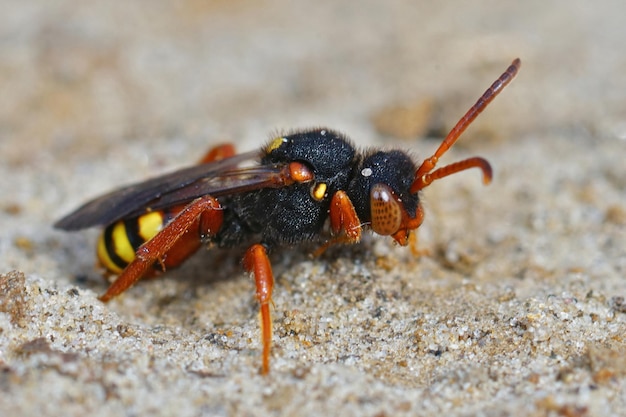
xmin=97 ymin=211 xmax=167 ymax=274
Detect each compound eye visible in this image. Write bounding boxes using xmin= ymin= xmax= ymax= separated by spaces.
xmin=370 ymin=183 xmax=402 ymax=236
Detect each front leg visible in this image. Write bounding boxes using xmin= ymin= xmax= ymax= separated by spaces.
xmin=329 ymin=190 xmax=363 ymax=243
xmin=312 ymin=191 xmax=363 ymax=257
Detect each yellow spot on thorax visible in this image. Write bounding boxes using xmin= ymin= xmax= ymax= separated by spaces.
xmin=311 ymin=183 xmax=327 ymax=201
xmin=267 ymin=137 xmax=287 ymax=153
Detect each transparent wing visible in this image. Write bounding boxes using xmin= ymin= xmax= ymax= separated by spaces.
xmin=54 ymin=150 xmax=288 ymax=230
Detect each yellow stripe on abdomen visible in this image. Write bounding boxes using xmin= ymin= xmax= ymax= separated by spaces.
xmin=97 ymin=230 xmax=124 ymax=274
xmin=137 ymin=211 xmax=164 ymax=242
xmin=97 ymin=211 xmax=167 ymax=274
xmin=111 ymin=221 xmax=136 ymax=264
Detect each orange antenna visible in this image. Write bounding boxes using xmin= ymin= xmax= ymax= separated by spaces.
xmin=411 ymin=58 xmax=520 ymax=193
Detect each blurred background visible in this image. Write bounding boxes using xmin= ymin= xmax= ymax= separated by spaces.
xmin=2 ymin=1 xmax=623 ymax=161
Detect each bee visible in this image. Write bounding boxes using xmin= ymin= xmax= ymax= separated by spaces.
xmin=55 ymin=58 xmax=520 ymax=374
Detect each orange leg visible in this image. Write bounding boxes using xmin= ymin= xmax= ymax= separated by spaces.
xmin=99 ymin=196 xmax=223 ymax=302
xmin=243 ymin=244 xmax=274 ymax=375
xmin=312 ymin=191 xmax=363 ymax=257
xmin=198 ymin=143 xmax=236 ymax=164
xmin=140 ymin=143 xmax=234 ymax=272
xmin=329 ymin=191 xmax=362 ymax=242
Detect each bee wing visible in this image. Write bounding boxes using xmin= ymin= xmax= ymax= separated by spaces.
xmin=54 ymin=150 xmax=287 ymax=230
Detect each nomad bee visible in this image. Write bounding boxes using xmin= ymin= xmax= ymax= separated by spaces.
xmin=55 ymin=58 xmax=520 ymax=374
